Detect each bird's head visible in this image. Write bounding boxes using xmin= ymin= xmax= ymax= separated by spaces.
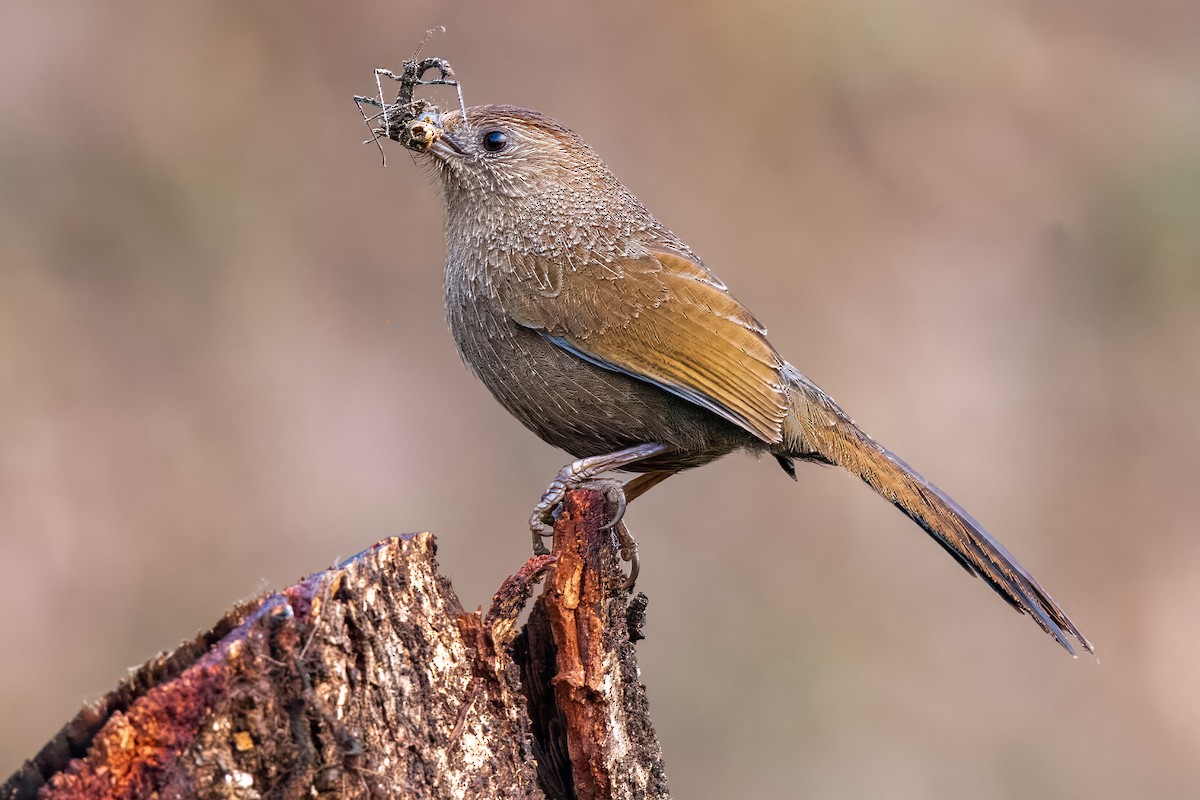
xmin=401 ymin=104 xmax=619 ymax=210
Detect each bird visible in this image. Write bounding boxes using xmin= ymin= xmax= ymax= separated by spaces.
xmin=395 ymin=103 xmax=1091 ymax=655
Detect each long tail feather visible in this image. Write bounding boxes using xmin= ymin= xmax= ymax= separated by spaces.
xmin=781 ymin=366 xmax=1092 ymax=655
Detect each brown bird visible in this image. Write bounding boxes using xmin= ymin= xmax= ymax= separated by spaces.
xmin=399 ymin=104 xmax=1091 ymax=655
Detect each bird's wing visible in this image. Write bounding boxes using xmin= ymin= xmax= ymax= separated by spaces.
xmin=498 ymin=247 xmax=789 ymax=444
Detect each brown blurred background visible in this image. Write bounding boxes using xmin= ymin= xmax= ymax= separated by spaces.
xmin=2 ymin=1 xmax=1198 ymax=797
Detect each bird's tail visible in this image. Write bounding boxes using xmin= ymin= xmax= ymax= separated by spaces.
xmin=778 ymin=365 xmax=1092 ymax=655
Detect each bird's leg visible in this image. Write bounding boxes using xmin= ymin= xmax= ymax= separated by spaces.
xmin=529 ymin=443 xmax=669 ymax=555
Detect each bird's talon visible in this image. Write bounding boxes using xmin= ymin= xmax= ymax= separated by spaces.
xmin=530 ymin=514 xmax=555 ymax=555
xmin=614 ymin=521 xmax=641 ymax=590
xmin=580 ymin=478 xmax=628 ymax=532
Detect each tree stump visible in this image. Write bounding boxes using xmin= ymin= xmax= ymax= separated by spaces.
xmin=2 ymin=490 xmax=669 ymax=800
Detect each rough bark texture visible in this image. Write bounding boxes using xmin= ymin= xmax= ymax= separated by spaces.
xmin=515 ymin=492 xmax=670 ymax=800
xmin=3 ymin=490 xmax=668 ymax=800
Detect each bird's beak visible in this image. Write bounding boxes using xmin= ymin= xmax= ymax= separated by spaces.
xmin=402 ymin=110 xmax=464 ymax=160
xmin=429 ymin=131 xmax=464 ymax=160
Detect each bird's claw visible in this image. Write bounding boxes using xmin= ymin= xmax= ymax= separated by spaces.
xmin=614 ymin=520 xmax=641 ymax=590
xmin=581 ymin=480 xmax=639 ymax=588
xmin=528 ymin=477 xmax=626 ymax=549
xmin=529 ymin=478 xmax=566 ymax=555
xmin=595 ymin=481 xmax=628 ymax=532
xmin=527 ymin=444 xmax=666 ymax=582
xmin=530 ymin=517 xmax=554 ymax=556
xmin=527 ymin=476 xmax=640 ymax=587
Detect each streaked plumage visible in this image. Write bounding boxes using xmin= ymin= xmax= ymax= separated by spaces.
xmin=412 ymin=104 xmax=1091 ymax=654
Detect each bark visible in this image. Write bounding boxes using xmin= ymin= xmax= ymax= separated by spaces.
xmin=2 ymin=490 xmax=668 ymax=800
xmin=517 ymin=493 xmax=669 ymax=800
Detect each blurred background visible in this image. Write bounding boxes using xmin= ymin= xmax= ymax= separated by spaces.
xmin=2 ymin=1 xmax=1198 ymax=797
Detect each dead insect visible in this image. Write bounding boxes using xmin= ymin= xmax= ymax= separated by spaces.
xmin=353 ymin=27 xmax=466 ymax=164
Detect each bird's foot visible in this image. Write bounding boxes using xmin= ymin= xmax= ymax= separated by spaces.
xmin=528 ymin=443 xmax=668 ymax=555
xmin=529 ymin=476 xmax=640 ymax=588
xmin=528 ymin=475 xmax=628 ymax=551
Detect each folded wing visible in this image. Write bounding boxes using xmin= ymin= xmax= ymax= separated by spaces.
xmin=499 ymin=247 xmax=788 ymax=444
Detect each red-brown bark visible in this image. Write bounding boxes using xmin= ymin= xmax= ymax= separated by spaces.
xmin=3 ymin=490 xmax=669 ymax=800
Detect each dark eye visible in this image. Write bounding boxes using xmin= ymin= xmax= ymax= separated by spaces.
xmin=481 ymin=130 xmax=508 ymax=152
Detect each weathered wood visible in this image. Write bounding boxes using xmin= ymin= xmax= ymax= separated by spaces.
xmin=516 ymin=491 xmax=670 ymax=800
xmin=3 ymin=490 xmax=669 ymax=800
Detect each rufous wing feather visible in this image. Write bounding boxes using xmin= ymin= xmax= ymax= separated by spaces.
xmin=501 ymin=248 xmax=790 ymax=444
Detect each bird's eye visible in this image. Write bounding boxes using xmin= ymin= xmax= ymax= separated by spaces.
xmin=481 ymin=130 xmax=508 ymax=152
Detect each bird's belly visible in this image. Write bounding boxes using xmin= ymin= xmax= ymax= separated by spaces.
xmin=449 ymin=302 xmax=748 ymax=470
